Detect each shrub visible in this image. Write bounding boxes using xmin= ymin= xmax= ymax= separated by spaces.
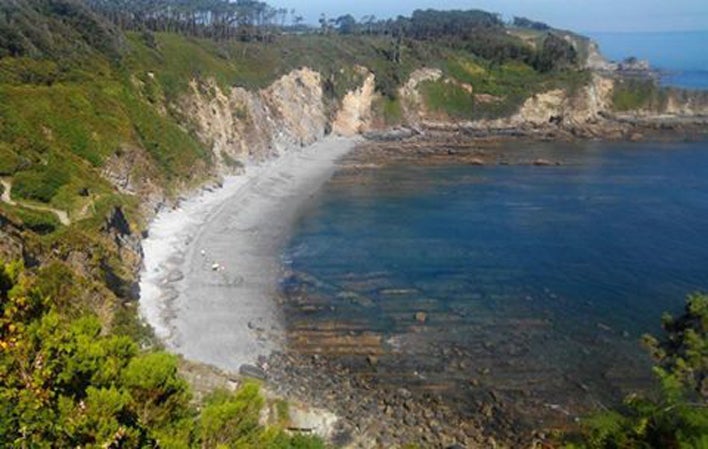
xmin=420 ymin=79 xmax=474 ymax=119
xmin=13 ymin=165 xmax=70 ymax=203
xmin=568 ymin=294 xmax=708 ymax=448
xmin=14 ymin=207 xmax=60 ymax=234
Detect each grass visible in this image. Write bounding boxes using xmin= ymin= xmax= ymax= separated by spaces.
xmin=0 ymin=43 xmax=213 ymax=215
xmin=13 ymin=162 xmax=70 ymax=203
xmin=612 ymin=78 xmax=666 ymax=112
xmin=420 ymin=79 xmax=475 ymax=119
xmin=0 ymin=201 xmax=60 ymax=235
xmin=414 ymin=53 xmax=593 ymax=120
xmin=0 ymin=142 xmax=21 ymax=175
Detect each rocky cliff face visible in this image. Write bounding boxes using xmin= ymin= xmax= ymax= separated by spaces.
xmin=634 ymin=89 xmax=708 ymax=117
xmin=181 ymin=68 xmax=340 ymax=172
xmin=399 ymin=68 xmax=444 ymax=123
xmin=167 ymin=65 xmax=705 ymax=181
xmin=332 ymin=69 xmax=376 ymax=136
xmin=514 ymin=74 xmax=615 ymax=126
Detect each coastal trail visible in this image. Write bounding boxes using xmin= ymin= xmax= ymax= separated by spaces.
xmin=0 ymin=177 xmax=71 ymax=226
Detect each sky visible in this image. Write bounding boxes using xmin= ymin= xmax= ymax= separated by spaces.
xmin=267 ymin=0 xmax=708 ymax=33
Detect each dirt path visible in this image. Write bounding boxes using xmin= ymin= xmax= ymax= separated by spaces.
xmin=0 ymin=178 xmax=71 ymax=226
xmin=1 ymin=178 xmax=16 ymax=206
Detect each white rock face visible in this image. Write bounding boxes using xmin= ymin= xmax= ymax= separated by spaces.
xmin=182 ymin=68 xmax=328 ymax=171
xmin=181 ymin=67 xmax=384 ymax=171
xmin=332 ymin=70 xmax=376 ymax=136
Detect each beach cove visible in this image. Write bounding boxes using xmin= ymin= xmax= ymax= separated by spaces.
xmin=139 ymin=137 xmax=358 ymax=372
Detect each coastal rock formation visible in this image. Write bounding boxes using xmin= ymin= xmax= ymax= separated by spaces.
xmin=173 ymin=63 xmax=707 ymax=181
xmin=584 ymin=40 xmax=619 ymax=72
xmin=646 ymin=89 xmax=708 ymax=117
xmin=102 ymin=144 xmax=166 ymax=213
xmin=182 ymin=68 xmax=328 ymax=171
xmin=332 ymin=69 xmax=376 ymax=136
xmin=399 ymin=68 xmax=444 ymax=123
xmin=516 ymin=74 xmax=615 ymax=126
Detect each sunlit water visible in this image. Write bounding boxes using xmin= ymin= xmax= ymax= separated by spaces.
xmin=280 ymin=139 xmax=708 ymax=422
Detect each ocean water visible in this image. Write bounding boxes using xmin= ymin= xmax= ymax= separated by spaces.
xmin=587 ymin=31 xmax=708 ymax=89
xmin=281 ymin=139 xmax=708 ymax=421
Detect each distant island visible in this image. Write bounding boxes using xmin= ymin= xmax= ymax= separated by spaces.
xmin=0 ymin=1 xmax=706 ymax=448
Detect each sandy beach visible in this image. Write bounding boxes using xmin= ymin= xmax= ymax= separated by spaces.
xmin=139 ymin=136 xmax=358 ymax=372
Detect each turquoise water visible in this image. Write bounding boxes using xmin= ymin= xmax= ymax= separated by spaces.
xmin=281 ymin=139 xmax=708 ymax=419
xmin=588 ymin=31 xmax=708 ymax=89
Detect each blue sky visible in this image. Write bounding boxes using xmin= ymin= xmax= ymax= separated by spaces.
xmin=268 ymin=0 xmax=708 ymax=32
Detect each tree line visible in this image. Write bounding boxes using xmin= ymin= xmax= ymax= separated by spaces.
xmin=86 ymin=0 xmax=300 ymax=41
xmin=1 ymin=1 xmax=578 ymax=72
xmin=323 ymin=9 xmax=576 ymax=71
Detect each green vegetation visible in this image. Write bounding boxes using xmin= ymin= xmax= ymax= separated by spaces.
xmin=419 ymin=79 xmax=475 ymax=119
xmin=11 ymin=207 xmax=61 ymax=235
xmin=567 ymin=294 xmax=708 ymax=448
xmin=609 ymin=78 xmax=708 ymax=115
xmin=0 ymin=260 xmax=326 ymax=448
xmin=612 ymin=78 xmax=666 ymax=112
xmin=417 ymin=55 xmax=591 ymax=120
xmin=0 ymin=1 xmax=597 ymax=217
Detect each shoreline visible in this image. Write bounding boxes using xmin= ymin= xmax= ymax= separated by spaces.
xmin=136 ymin=128 xmax=706 ymax=447
xmin=139 ymin=136 xmax=359 ymax=372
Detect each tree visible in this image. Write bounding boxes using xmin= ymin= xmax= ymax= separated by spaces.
xmin=0 ymin=259 xmax=327 ymax=447
xmin=644 ymin=293 xmax=707 ymax=399
xmin=512 ymin=16 xmax=550 ymax=30
xmin=533 ymin=32 xmax=577 ymax=72
xmin=335 ymin=14 xmax=357 ymax=35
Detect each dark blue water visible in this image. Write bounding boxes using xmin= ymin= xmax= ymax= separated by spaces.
xmin=281 ymin=139 xmax=708 ymax=420
xmin=588 ymin=31 xmax=708 ymax=89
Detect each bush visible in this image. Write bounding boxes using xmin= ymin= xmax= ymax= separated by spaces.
xmin=14 ymin=207 xmax=60 ymax=234
xmin=13 ymin=165 xmax=70 ymax=203
xmin=568 ymin=294 xmax=708 ymax=448
xmin=420 ymin=79 xmax=474 ymax=119
xmin=0 ymin=261 xmax=327 ymax=448
xmin=612 ymin=78 xmax=665 ymax=112
xmin=199 ymin=384 xmax=265 ymax=448
xmin=0 ymin=142 xmax=20 ymax=175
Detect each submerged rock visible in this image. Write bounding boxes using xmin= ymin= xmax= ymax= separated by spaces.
xmin=415 ymin=311 xmax=428 ymax=324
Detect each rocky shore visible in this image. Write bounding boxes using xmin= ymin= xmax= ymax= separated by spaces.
xmin=264 ymin=350 xmax=528 ymax=449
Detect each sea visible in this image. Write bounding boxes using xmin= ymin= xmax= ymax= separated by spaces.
xmin=588 ymin=30 xmax=708 ymax=90
xmin=280 ymin=140 xmax=708 ymax=423
xmin=277 ymin=32 xmax=708 ymax=426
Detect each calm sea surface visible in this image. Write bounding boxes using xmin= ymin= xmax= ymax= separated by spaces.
xmin=281 ymin=139 xmax=708 ymax=420
xmin=588 ymin=31 xmax=708 ymax=90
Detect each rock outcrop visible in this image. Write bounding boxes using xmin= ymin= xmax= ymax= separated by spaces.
xmin=332 ymin=69 xmax=376 ymax=136
xmin=399 ymin=68 xmax=444 ymax=123
xmin=515 ymin=74 xmax=615 ymax=126
xmin=181 ymin=68 xmax=334 ymax=172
